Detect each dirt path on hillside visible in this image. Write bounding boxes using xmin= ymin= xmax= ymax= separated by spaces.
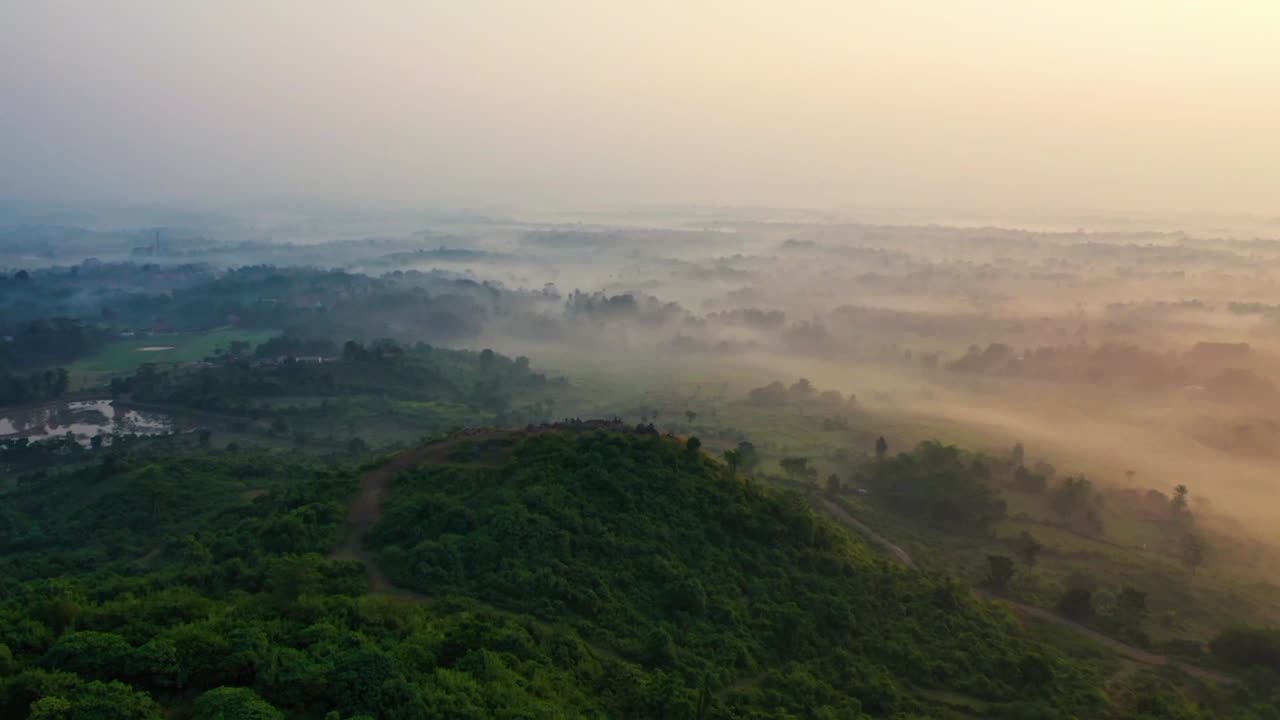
xmin=330 ymin=424 xmax=627 ymax=592
xmin=812 ymin=494 xmax=1237 ymax=684
xmin=329 ymin=429 xmax=634 ymax=667
xmin=976 ymin=590 xmax=1237 ymax=684
xmin=329 ymin=438 xmax=465 ymax=594
xmin=817 ymin=498 xmax=916 ymax=568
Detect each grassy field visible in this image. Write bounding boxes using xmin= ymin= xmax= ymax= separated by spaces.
xmin=67 ymin=328 xmax=280 ymax=388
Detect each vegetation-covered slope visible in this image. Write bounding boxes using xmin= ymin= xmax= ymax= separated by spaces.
xmin=2 ymin=429 xmax=1277 ymax=719
xmin=369 ymin=429 xmax=1112 ymax=718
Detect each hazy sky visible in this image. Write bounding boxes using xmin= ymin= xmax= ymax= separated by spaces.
xmin=2 ymin=1 xmax=1278 ymax=214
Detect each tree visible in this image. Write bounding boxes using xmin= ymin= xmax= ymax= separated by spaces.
xmin=874 ymin=436 xmax=888 ymax=460
xmin=747 ymin=381 xmax=788 ymax=405
xmin=138 ymin=466 xmax=173 ymax=519
xmin=864 ymin=441 xmax=1006 ymax=535
xmin=1018 ymin=654 xmax=1055 ymax=689
xmin=197 ymin=429 xmax=212 ymax=448
xmin=1170 ymin=484 xmax=1190 ymax=518
xmin=330 ymin=649 xmax=393 ymax=717
xmin=1051 ymin=476 xmax=1104 ymax=535
xmin=826 ymin=473 xmax=841 ymax=494
xmin=685 ymin=436 xmax=701 ymax=458
xmin=1013 ymin=465 xmax=1047 ymax=493
xmin=1058 ymin=588 xmax=1094 ymax=621
xmin=1210 ymin=626 xmax=1280 ymax=673
xmin=644 ymin=626 xmax=677 ymax=667
xmin=1010 ymin=442 xmax=1025 ymax=468
xmin=1031 ymin=461 xmax=1056 ymax=481
xmin=1014 ymin=531 xmax=1043 ymax=566
xmin=27 ymin=681 xmax=162 ymax=720
xmin=342 ymin=340 xmax=364 ymax=362
xmin=789 ymin=378 xmax=816 ymax=399
xmin=985 ymin=555 xmax=1016 ymax=592
xmin=42 ymin=630 xmax=134 ymax=680
xmin=722 ymin=449 xmax=741 ymax=480
xmin=736 ymin=441 xmax=760 ymax=474
xmin=1114 ymin=586 xmax=1148 ymax=635
xmin=193 ymin=687 xmax=284 ymax=720
xmin=780 ymin=457 xmax=816 ymax=483
xmin=1182 ymin=533 xmax=1206 ymax=574
xmin=52 ymin=367 xmax=70 ymax=396
xmin=685 ymin=410 xmax=697 ymax=428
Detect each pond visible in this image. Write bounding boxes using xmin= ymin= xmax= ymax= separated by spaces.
xmin=0 ymin=399 xmax=175 ymax=445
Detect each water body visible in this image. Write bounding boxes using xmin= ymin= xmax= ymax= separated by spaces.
xmin=0 ymin=400 xmax=174 ymax=444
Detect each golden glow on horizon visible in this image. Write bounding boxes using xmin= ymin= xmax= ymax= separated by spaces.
xmin=2 ymin=1 xmax=1278 ymax=212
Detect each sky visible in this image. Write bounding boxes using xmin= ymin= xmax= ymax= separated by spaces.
xmin=2 ymin=1 xmax=1278 ymax=215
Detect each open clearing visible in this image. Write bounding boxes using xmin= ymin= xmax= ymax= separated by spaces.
xmin=67 ymin=328 xmax=279 ymax=387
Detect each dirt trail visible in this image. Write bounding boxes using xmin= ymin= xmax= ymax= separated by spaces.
xmin=331 ymin=424 xmax=625 ymax=593
xmin=330 ymin=438 xmax=463 ymax=594
xmin=330 ymin=429 xmax=633 ymax=667
xmin=817 ymin=498 xmax=915 ymax=568
xmin=977 ymin=591 xmax=1237 ymax=684
xmin=812 ymin=495 xmax=1237 ymax=684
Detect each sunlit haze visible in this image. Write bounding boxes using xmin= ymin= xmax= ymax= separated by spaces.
xmin=3 ymin=1 xmax=1279 ymax=214
xmin=9 ymin=3 xmax=1280 ymax=716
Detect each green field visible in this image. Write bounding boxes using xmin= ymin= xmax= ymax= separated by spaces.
xmin=67 ymin=328 xmax=280 ymax=388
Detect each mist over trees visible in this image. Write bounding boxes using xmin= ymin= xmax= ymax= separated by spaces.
xmin=4 ymin=206 xmax=1280 ymax=718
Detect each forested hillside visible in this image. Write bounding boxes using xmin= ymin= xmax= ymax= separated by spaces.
xmin=369 ymin=429 xmax=1111 ymax=718
xmin=1 ymin=429 xmax=1277 ymax=718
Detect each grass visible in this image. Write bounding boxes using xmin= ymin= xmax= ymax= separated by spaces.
xmin=67 ymin=328 xmax=280 ymax=388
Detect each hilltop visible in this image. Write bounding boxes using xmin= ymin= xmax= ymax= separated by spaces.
xmin=364 ymin=427 xmax=1109 ymax=718
xmin=0 ymin=426 xmax=1273 ymax=719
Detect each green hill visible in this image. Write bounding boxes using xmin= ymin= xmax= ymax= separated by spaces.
xmin=0 ymin=428 xmax=1268 ymax=719
xmin=367 ymin=429 xmax=1111 ymax=719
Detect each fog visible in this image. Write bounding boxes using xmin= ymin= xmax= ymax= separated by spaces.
xmin=8 ymin=204 xmax=1280 ymax=547
xmin=4 ymin=0 xmax=1280 ymax=562
xmin=4 ymin=1 xmax=1280 ymax=215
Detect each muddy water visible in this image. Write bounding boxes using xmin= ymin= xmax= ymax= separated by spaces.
xmin=0 ymin=400 xmax=174 ymax=444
